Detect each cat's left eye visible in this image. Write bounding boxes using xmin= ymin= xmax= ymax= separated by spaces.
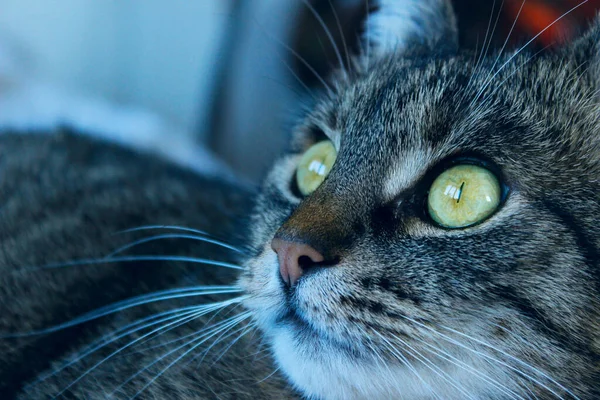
xmin=427 ymin=164 xmax=501 ymax=228
xmin=295 ymin=140 xmax=337 ymax=196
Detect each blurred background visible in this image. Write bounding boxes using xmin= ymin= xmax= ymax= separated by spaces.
xmin=0 ymin=0 xmax=599 ymax=183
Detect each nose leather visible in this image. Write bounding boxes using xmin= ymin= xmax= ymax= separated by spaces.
xmin=271 ymin=238 xmax=324 ymax=286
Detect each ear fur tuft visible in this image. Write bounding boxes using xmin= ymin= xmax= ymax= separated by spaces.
xmin=364 ymin=0 xmax=458 ymax=58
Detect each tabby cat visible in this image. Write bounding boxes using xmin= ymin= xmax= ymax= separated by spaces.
xmin=1 ymin=0 xmax=599 ymax=399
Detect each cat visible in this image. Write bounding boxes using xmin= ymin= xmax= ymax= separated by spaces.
xmin=2 ymin=0 xmax=600 ymax=399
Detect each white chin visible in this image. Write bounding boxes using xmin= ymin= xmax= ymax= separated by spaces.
xmin=270 ymin=325 xmax=502 ymax=400
xmin=270 ymin=326 xmax=410 ymax=400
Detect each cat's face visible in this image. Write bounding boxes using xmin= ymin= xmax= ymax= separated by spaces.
xmin=240 ymin=1 xmax=600 ymax=399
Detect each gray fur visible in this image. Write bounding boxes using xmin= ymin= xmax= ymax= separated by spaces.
xmin=0 ymin=132 xmax=295 ymax=399
xmin=2 ymin=1 xmax=600 ymax=399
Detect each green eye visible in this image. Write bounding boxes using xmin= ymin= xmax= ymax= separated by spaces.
xmin=295 ymin=140 xmax=337 ymax=196
xmin=427 ymin=164 xmax=502 ymax=228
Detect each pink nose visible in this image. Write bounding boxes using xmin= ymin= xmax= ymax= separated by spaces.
xmin=271 ymin=238 xmax=325 ymax=286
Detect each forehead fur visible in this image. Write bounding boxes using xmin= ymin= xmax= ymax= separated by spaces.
xmin=305 ymin=40 xmax=600 ymax=202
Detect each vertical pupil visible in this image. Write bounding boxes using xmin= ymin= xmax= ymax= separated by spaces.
xmin=456 ymin=182 xmax=465 ymax=203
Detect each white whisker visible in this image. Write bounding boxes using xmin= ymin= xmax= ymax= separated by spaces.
xmin=199 ymin=322 xmax=256 ymax=367
xmin=111 ymin=313 xmax=251 ymax=396
xmin=28 ymin=306 xmax=213 ymax=389
xmin=108 ymin=233 xmax=245 ymax=257
xmin=118 ymin=225 xmax=211 ymax=237
xmin=327 ymin=0 xmax=351 ymax=69
xmin=471 ymin=43 xmax=551 ymax=116
xmin=18 ymin=255 xmax=244 ymax=275
xmin=436 ymin=322 xmax=577 ymax=399
xmin=472 ymin=0 xmax=589 ymax=106
xmin=278 ymin=56 xmax=318 ymax=100
xmin=6 ymin=287 xmax=242 ymax=338
xmin=251 ymin=15 xmax=333 ymax=94
xmin=466 ymin=0 xmax=499 ymax=92
xmin=396 ymin=314 xmax=577 ymax=399
xmin=488 ymin=0 xmax=526 ymax=74
xmin=117 ymin=303 xmax=245 ymax=358
xmin=126 ymin=312 xmax=253 ymax=399
xmin=359 ymin=326 xmax=405 ymax=399
xmin=389 ymin=332 xmax=478 ymax=400
xmin=410 ymin=334 xmax=525 ymax=400
xmin=52 ymin=306 xmax=242 ymax=398
xmin=301 ymin=0 xmax=345 ymax=74
xmin=374 ymin=329 xmax=442 ymax=400
xmin=132 ymin=308 xmax=248 ymax=358
xmin=256 ymin=367 xmax=281 ymax=384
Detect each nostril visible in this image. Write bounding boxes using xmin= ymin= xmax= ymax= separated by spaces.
xmin=298 ymin=255 xmax=316 ymax=270
xmin=271 ymin=238 xmax=327 ymax=287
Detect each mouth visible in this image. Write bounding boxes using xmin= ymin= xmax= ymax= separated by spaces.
xmin=273 ymin=295 xmax=374 ymax=363
xmin=274 ymin=286 xmax=313 ymax=330
xmin=276 ymin=304 xmax=308 ymax=327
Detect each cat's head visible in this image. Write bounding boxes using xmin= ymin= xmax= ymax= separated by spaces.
xmin=240 ymin=1 xmax=600 ymax=398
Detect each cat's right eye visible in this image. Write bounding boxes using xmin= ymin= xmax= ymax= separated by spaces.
xmin=427 ymin=164 xmax=501 ymax=228
xmin=295 ymin=140 xmax=337 ymax=196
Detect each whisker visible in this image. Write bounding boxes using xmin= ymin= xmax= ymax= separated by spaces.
xmin=52 ymin=306 xmax=242 ymax=398
xmin=359 ymin=327 xmax=404 ymax=398
xmin=489 ymin=0 xmax=526 ymax=74
xmin=251 ymin=15 xmax=333 ymax=94
xmin=327 ymin=0 xmax=351 ymax=69
xmin=256 ymin=367 xmax=281 ymax=384
xmin=5 ymin=287 xmax=242 ymax=338
xmin=125 ymin=312 xmax=253 ymax=399
xmin=435 ymin=322 xmax=577 ymax=399
xmin=481 ymin=0 xmax=505 ymax=66
xmin=389 ymin=333 xmax=478 ymax=400
xmin=300 ymin=0 xmax=345 ymax=74
xmin=459 ymin=0 xmax=501 ymax=106
xmin=118 ymin=225 xmax=211 ymax=237
xmin=110 ymin=313 xmax=251 ymax=396
xmin=107 ymin=233 xmax=245 ymax=258
xmin=471 ymin=43 xmax=551 ymax=115
xmin=411 ymin=334 xmax=525 ymax=400
xmin=27 ymin=305 xmax=219 ymax=389
xmin=395 ymin=314 xmax=577 ymax=399
xmin=17 ymin=255 xmax=244 ymax=275
xmin=207 ymin=322 xmax=256 ymax=366
xmin=186 ymin=322 xmax=255 ymax=370
xmin=278 ymin=56 xmax=318 ymax=100
xmin=63 ymin=288 xmax=242 ymax=331
xmin=472 ymin=0 xmax=589 ymax=106
xmin=120 ymin=304 xmax=245 ymax=357
xmin=467 ymin=0 xmax=498 ymax=90
xmin=517 ymin=374 xmax=541 ymax=400
xmin=115 ymin=302 xmax=245 ymax=358
xmin=374 ymin=330 xmax=442 ymax=400
xmin=260 ymin=73 xmax=308 ymax=99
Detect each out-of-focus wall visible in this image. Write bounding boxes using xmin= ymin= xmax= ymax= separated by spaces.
xmin=0 ymin=0 xmax=231 ymax=136
xmin=210 ymin=0 xmax=302 ymax=180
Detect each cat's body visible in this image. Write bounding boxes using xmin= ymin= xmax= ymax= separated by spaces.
xmin=1 ymin=0 xmax=600 ymax=399
xmin=0 ymin=132 xmax=294 ymax=399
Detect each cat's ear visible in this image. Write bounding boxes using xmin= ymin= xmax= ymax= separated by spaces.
xmin=363 ymin=0 xmax=458 ymax=59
